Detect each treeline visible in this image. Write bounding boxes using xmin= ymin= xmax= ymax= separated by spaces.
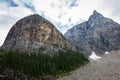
xmin=0 ymin=49 xmax=89 ymax=78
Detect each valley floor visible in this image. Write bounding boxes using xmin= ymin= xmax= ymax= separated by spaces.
xmin=57 ymin=50 xmax=120 ymax=80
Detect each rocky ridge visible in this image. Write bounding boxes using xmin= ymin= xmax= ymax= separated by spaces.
xmin=65 ymin=10 xmax=120 ymax=55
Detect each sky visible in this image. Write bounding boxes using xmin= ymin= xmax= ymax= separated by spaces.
xmin=0 ymin=0 xmax=120 ymax=46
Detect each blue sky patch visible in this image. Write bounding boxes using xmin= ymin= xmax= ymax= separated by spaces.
xmin=21 ymin=0 xmax=36 ymax=13
xmin=24 ymin=3 xmax=36 ymax=13
xmin=4 ymin=0 xmax=18 ymax=7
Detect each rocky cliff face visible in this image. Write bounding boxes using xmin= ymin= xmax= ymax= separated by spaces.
xmin=65 ymin=10 xmax=120 ymax=55
xmin=2 ymin=14 xmax=72 ymax=54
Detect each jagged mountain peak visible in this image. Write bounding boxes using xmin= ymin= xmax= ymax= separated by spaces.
xmin=65 ymin=10 xmax=120 ymax=55
xmin=91 ymin=10 xmax=103 ymax=18
xmin=93 ymin=10 xmax=102 ymax=16
xmin=85 ymin=10 xmax=117 ymax=29
xmin=88 ymin=10 xmax=104 ymax=23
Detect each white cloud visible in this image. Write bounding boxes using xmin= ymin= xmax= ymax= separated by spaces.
xmin=32 ymin=0 xmax=120 ymax=33
xmin=0 ymin=27 xmax=10 ymax=46
xmin=0 ymin=0 xmax=120 ymax=46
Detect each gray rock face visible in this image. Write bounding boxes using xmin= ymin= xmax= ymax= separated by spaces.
xmin=2 ymin=14 xmax=73 ymax=54
xmin=65 ymin=10 xmax=120 ymax=55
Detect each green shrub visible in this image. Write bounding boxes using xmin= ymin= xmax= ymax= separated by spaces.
xmin=0 ymin=49 xmax=89 ymax=78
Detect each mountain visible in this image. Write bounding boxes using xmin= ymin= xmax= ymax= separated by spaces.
xmin=65 ymin=10 xmax=120 ymax=55
xmin=1 ymin=14 xmax=72 ymax=54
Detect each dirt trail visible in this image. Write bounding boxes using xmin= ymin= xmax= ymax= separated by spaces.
xmin=57 ymin=50 xmax=120 ymax=80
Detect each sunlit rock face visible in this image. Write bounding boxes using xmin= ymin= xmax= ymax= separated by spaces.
xmin=2 ymin=14 xmax=73 ymax=54
xmin=65 ymin=10 xmax=120 ymax=55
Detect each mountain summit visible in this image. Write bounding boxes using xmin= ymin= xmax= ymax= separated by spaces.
xmin=91 ymin=10 xmax=103 ymax=19
xmin=88 ymin=10 xmax=114 ymax=28
xmin=2 ymin=14 xmax=72 ymax=54
xmin=65 ymin=10 xmax=120 ymax=55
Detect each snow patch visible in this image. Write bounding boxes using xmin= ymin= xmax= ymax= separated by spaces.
xmin=105 ymin=51 xmax=109 ymax=54
xmin=89 ymin=51 xmax=101 ymax=60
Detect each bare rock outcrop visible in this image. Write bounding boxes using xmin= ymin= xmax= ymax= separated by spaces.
xmin=2 ymin=14 xmax=72 ymax=54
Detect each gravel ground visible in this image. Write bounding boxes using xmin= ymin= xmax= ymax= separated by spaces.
xmin=57 ymin=50 xmax=120 ymax=80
